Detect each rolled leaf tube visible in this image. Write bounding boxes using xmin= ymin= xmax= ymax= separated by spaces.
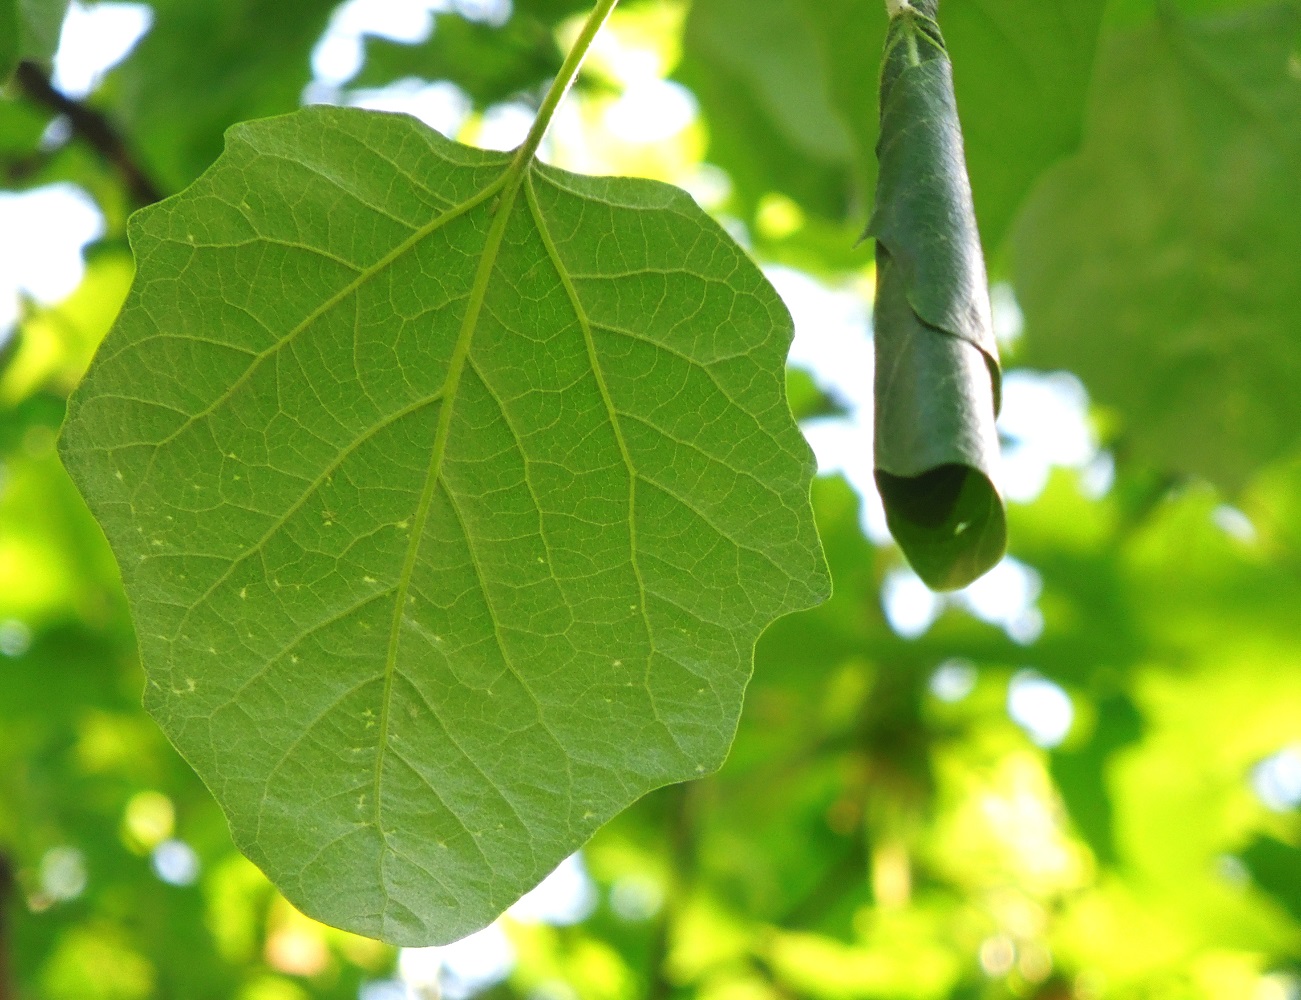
xmin=867 ymin=0 xmax=1005 ymax=591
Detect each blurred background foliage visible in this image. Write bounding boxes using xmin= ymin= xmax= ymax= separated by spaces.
xmin=4 ymin=0 xmax=1301 ymax=997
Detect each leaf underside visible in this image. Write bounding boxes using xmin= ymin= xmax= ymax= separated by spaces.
xmin=59 ymin=106 xmax=830 ymax=945
xmin=868 ymin=1 xmax=1006 ymax=591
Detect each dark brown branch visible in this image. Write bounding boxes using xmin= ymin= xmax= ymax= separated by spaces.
xmin=14 ymin=60 xmax=163 ymax=206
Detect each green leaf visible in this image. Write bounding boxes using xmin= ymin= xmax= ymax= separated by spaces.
xmin=686 ymin=0 xmax=855 ymax=167
xmin=1241 ymin=835 xmax=1301 ymax=921
xmin=0 ymin=93 xmax=51 ymax=157
xmin=355 ymin=3 xmax=586 ymax=107
xmin=1104 ymin=0 xmax=1281 ymax=29
xmin=867 ymin=1 xmax=1005 ymax=591
xmin=17 ymin=0 xmax=69 ymax=65
xmin=942 ymin=0 xmax=1106 ymax=251
xmin=1012 ymin=2 xmax=1301 ymax=491
xmin=677 ymin=0 xmax=860 ymax=220
xmin=786 ymin=368 xmax=848 ymax=423
xmin=59 ymin=105 xmax=830 ymax=945
xmin=109 ymin=0 xmax=335 ymax=191
xmin=1050 ymin=692 xmax=1143 ymax=866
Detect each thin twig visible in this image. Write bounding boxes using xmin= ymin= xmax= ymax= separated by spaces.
xmin=14 ymin=60 xmax=163 ymax=206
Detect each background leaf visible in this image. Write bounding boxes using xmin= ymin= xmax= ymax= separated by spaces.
xmin=677 ymin=0 xmax=1105 ymax=256
xmin=2 ymin=0 xmax=71 ymax=80
xmin=107 ymin=0 xmax=336 ymax=192
xmin=355 ymin=0 xmax=592 ymax=107
xmin=2 ymin=0 xmax=19 ymax=82
xmin=676 ymin=0 xmax=864 ymax=222
xmin=16 ymin=0 xmax=70 ymax=66
xmin=1242 ymin=836 xmax=1301 ymax=922
xmin=1014 ymin=2 xmax=1301 ymax=491
xmin=943 ymin=0 xmax=1106 ymax=252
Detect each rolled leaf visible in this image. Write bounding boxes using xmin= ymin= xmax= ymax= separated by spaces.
xmin=867 ymin=0 xmax=1005 ymax=591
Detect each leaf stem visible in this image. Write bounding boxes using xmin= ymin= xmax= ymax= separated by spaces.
xmin=511 ymin=0 xmax=619 ymax=170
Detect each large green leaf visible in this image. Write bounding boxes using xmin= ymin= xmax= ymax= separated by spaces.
xmin=1013 ymin=2 xmax=1301 ymax=491
xmin=868 ymin=1 xmax=1005 ymax=590
xmin=58 ymin=105 xmax=830 ymax=945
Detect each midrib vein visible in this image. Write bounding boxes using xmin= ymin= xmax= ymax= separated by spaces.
xmin=372 ymin=164 xmax=528 ymax=864
xmin=162 ymin=182 xmax=507 ymax=646
xmin=167 ymin=390 xmax=444 ymax=645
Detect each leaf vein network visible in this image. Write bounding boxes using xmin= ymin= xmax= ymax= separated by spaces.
xmin=130 ymin=174 xmax=507 ymax=485
xmin=524 ymin=175 xmax=665 ymax=725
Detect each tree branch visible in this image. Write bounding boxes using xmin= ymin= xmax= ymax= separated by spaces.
xmin=14 ymin=60 xmax=163 ymax=207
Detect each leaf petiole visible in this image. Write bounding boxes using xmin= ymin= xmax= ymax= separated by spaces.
xmin=511 ymin=0 xmax=620 ymax=173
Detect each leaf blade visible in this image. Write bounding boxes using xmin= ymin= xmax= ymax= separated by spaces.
xmin=59 ymin=105 xmax=829 ymax=944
